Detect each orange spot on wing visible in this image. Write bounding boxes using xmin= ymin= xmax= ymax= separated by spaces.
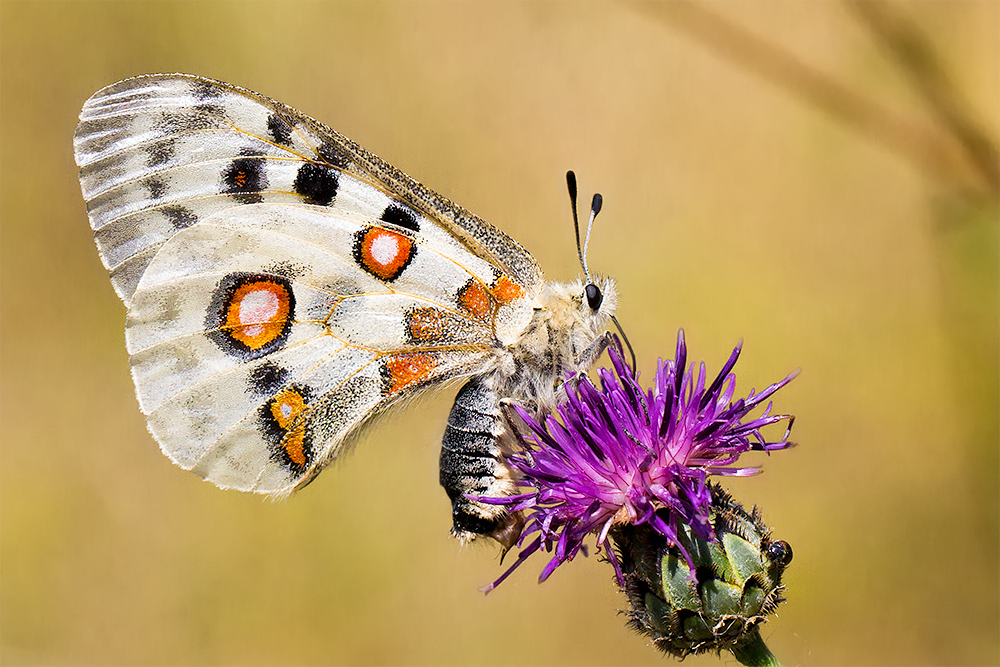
xmin=355 ymin=227 xmax=415 ymax=282
xmin=458 ymin=279 xmax=493 ymax=320
xmin=490 ymin=275 xmax=524 ymax=304
xmin=223 ymin=279 xmax=293 ymax=350
xmin=383 ymin=353 xmax=439 ymax=394
xmin=269 ymin=388 xmax=308 ymax=466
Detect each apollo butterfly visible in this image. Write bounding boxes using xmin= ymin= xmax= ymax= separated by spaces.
xmin=74 ymin=74 xmax=618 ymax=546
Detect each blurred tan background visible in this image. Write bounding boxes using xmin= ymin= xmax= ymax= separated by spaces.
xmin=2 ymin=1 xmax=997 ymax=665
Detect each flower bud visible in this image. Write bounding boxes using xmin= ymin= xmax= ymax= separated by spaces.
xmin=611 ymin=483 xmax=790 ymax=661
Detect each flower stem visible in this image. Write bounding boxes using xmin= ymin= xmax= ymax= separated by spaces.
xmin=730 ymin=628 xmax=781 ymax=667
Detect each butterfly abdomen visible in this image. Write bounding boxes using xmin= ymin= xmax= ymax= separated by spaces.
xmin=439 ymin=374 xmax=522 ymax=544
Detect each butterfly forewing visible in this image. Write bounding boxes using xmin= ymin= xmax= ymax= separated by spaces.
xmin=74 ymin=74 xmax=542 ymax=306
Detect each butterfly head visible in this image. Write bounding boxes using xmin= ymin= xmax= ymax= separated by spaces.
xmin=573 ymin=272 xmax=618 ymax=326
xmin=553 ymin=273 xmax=617 ymax=370
xmin=542 ymin=172 xmax=620 ymax=367
xmin=569 ymin=173 xmax=618 ymax=305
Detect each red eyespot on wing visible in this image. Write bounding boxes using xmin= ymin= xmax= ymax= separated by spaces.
xmin=260 ymin=385 xmax=314 ymax=474
xmin=217 ymin=275 xmax=294 ymax=356
xmin=269 ymin=387 xmax=309 ymax=466
xmin=354 ymin=226 xmax=416 ymax=282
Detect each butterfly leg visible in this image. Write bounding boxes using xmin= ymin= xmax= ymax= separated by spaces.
xmin=440 ymin=374 xmax=523 ymax=549
xmin=575 ymin=330 xmax=614 ymax=370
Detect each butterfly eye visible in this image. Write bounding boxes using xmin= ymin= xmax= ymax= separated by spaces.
xmin=585 ymin=283 xmax=603 ymax=311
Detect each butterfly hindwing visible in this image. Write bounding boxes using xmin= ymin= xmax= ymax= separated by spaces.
xmin=125 ymin=201 xmax=531 ymax=493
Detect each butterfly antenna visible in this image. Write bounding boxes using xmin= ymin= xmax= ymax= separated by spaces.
xmin=611 ymin=315 xmax=638 ymax=376
xmin=567 ymin=171 xmax=587 ymax=280
xmin=582 ymin=193 xmax=601 ymax=281
xmin=566 ymin=176 xmax=628 ymax=370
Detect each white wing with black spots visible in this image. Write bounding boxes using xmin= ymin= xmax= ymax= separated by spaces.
xmin=123 ymin=202 xmax=527 ymax=494
xmin=74 ymin=73 xmax=542 ymax=306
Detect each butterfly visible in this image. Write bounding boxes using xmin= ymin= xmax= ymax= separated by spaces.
xmin=74 ymin=74 xmax=618 ymax=547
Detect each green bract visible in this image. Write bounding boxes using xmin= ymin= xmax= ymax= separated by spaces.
xmin=612 ymin=484 xmax=790 ymax=663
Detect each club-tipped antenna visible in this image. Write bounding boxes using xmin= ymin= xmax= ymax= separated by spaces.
xmin=567 ymin=173 xmax=628 ymax=370
xmin=611 ymin=315 xmax=637 ymax=376
xmin=566 ymin=171 xmax=603 ymax=282
xmin=581 ymin=193 xmax=602 ymax=280
xmin=567 ymin=171 xmax=585 ymax=278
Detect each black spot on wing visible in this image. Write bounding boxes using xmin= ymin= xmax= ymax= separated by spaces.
xmin=267 ymin=113 xmax=294 ymax=145
xmin=317 ymin=143 xmax=349 ymax=169
xmin=380 ymin=204 xmax=420 ymax=232
xmin=221 ymin=154 xmax=267 ymax=204
xmin=161 ymin=205 xmax=198 ymax=229
xmin=146 ymin=138 xmax=176 ymax=167
xmin=293 ymin=162 xmax=339 ymax=205
xmin=145 ymin=176 xmax=168 ymax=200
xmin=248 ymin=362 xmax=291 ymax=396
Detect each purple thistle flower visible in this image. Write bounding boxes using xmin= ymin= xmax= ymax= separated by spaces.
xmin=478 ymin=330 xmax=798 ymax=593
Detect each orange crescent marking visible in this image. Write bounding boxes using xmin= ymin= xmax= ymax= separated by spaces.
xmin=280 ymin=428 xmax=308 ymax=467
